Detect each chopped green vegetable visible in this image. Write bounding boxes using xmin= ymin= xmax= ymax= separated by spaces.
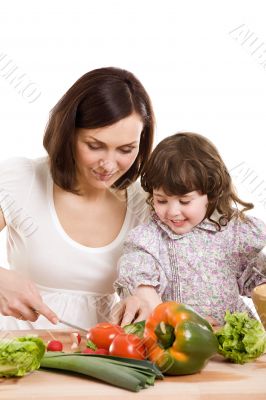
xmin=0 ymin=336 xmax=46 ymax=377
xmin=86 ymin=339 xmax=97 ymax=350
xmin=123 ymin=320 xmax=145 ymax=338
xmin=40 ymin=352 xmax=163 ymax=392
xmin=215 ymin=311 xmax=266 ymax=364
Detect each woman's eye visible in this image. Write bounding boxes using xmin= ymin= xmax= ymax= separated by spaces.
xmin=86 ymin=144 xmax=135 ymax=153
xmin=119 ymin=147 xmax=135 ymax=154
xmin=156 ymin=200 xmax=167 ymax=204
xmin=180 ymin=200 xmax=190 ymax=205
xmin=87 ymin=143 xmax=101 ymax=150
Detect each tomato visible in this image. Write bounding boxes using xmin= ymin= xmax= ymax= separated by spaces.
xmin=109 ymin=334 xmax=146 ymax=360
xmin=86 ymin=322 xmax=124 ymax=350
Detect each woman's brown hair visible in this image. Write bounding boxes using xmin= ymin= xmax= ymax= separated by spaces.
xmin=43 ymin=67 xmax=155 ymax=192
xmin=141 ymin=132 xmax=253 ymax=229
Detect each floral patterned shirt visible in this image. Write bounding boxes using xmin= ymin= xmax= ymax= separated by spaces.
xmin=114 ymin=212 xmax=266 ymax=324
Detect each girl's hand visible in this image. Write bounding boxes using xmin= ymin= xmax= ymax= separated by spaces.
xmin=111 ymin=285 xmax=162 ymax=326
xmin=204 ymin=315 xmax=220 ymax=327
xmin=0 ymin=267 xmax=58 ymax=324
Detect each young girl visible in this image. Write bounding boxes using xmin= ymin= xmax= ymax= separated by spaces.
xmin=113 ymin=132 xmax=266 ymax=325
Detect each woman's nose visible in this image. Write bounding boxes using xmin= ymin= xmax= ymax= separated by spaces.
xmin=99 ymin=156 xmax=117 ymax=172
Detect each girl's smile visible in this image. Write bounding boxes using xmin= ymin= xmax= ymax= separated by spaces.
xmin=170 ymin=219 xmax=187 ymax=227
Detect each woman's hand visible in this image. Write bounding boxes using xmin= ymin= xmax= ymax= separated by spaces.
xmin=0 ymin=267 xmax=58 ymax=324
xmin=111 ymin=285 xmax=162 ymax=326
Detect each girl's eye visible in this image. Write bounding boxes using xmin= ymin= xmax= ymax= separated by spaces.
xmin=156 ymin=200 xmax=167 ymax=204
xmin=180 ymin=200 xmax=190 ymax=205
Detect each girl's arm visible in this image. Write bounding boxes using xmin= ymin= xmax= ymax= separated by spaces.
xmin=237 ymin=217 xmax=266 ymax=296
xmin=113 ymin=222 xmax=166 ymax=325
xmin=111 ymin=285 xmax=162 ymax=326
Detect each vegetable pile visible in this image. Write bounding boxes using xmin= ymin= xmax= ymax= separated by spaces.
xmin=39 ymin=303 xmax=219 ymax=390
xmin=6 ymin=303 xmax=265 ymax=391
xmin=40 ymin=322 xmax=162 ymax=392
xmin=215 ymin=310 xmax=266 ymax=364
xmin=0 ymin=336 xmax=45 ymax=377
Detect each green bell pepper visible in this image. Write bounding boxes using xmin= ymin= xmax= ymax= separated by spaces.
xmin=144 ymin=301 xmax=218 ymax=375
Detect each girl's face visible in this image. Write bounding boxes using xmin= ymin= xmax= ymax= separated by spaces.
xmin=153 ymin=188 xmax=208 ymax=235
xmin=74 ymin=113 xmax=143 ymax=191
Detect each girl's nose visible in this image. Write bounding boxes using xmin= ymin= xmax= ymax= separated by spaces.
xmin=166 ymin=203 xmax=182 ymax=218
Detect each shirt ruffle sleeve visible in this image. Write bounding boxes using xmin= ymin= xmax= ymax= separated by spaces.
xmin=113 ymin=220 xmax=168 ymax=299
xmin=235 ymin=216 xmax=266 ymax=296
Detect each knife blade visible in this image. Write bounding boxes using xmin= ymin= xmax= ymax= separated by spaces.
xmin=59 ymin=319 xmax=88 ymax=334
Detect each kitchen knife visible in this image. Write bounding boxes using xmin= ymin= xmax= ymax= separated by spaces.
xmin=59 ymin=319 xmax=88 ymax=334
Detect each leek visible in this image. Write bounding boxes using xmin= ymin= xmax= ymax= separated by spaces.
xmin=41 ymin=352 xmax=163 ymax=392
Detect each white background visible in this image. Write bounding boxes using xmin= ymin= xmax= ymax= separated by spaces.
xmin=0 ymin=0 xmax=266 ymax=267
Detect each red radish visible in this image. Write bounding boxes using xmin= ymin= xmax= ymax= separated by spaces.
xmin=70 ymin=332 xmax=81 ymax=345
xmin=81 ymin=347 xmax=108 ymax=355
xmin=47 ymin=340 xmax=63 ymax=351
xmin=82 ymin=348 xmax=96 ymax=354
xmin=95 ymin=348 xmax=109 ymax=355
xmin=71 ymin=342 xmax=79 ymax=350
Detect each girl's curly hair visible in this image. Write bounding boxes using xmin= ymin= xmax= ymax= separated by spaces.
xmin=141 ymin=132 xmax=253 ymax=230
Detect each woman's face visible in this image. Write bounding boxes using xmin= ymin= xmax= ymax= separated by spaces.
xmin=74 ymin=113 xmax=143 ymax=191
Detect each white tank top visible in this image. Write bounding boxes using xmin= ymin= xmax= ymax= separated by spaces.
xmin=0 ymin=157 xmax=149 ymax=329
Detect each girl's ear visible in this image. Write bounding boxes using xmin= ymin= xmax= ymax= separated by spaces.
xmin=147 ymin=195 xmax=155 ymax=210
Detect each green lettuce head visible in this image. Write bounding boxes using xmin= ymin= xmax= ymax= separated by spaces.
xmin=0 ymin=336 xmax=46 ymax=377
xmin=215 ymin=311 xmax=266 ymax=364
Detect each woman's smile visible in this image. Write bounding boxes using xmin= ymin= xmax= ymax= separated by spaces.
xmin=91 ymin=169 xmax=118 ymax=182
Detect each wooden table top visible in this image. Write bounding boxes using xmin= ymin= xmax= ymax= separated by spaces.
xmin=0 ymin=330 xmax=265 ymax=400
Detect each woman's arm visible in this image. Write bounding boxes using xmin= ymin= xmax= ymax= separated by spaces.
xmin=0 ymin=209 xmax=58 ymax=323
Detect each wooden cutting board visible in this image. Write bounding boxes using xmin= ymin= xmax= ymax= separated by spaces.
xmin=0 ymin=330 xmax=265 ymax=400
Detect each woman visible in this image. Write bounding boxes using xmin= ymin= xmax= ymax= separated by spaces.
xmin=0 ymin=67 xmax=159 ymax=330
